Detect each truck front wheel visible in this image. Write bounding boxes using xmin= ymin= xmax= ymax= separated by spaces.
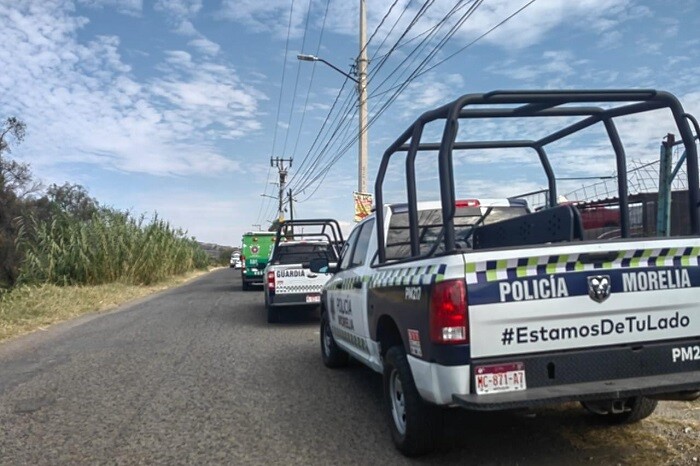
xmin=383 ymin=346 xmax=440 ymax=456
xmin=581 ymin=396 xmax=658 ymax=424
xmin=320 ymin=312 xmax=349 ymax=368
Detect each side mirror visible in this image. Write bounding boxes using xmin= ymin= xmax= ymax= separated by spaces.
xmin=309 ymin=258 xmax=334 ymax=274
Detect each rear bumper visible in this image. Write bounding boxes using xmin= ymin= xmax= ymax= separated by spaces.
xmin=268 ymin=292 xmax=321 ymax=307
xmin=242 ymin=271 xmax=264 ymax=285
xmin=452 ymin=371 xmax=700 ymax=411
xmin=412 ymin=338 xmax=700 ymax=408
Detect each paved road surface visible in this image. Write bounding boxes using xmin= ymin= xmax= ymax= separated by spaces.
xmin=0 ymin=269 xmax=691 ymax=464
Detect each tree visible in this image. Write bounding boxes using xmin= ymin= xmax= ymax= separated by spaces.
xmin=46 ymin=183 xmax=99 ymax=220
xmin=0 ymin=118 xmax=37 ymax=197
xmin=0 ymin=117 xmax=26 ymax=155
xmin=0 ymin=117 xmax=28 ymax=287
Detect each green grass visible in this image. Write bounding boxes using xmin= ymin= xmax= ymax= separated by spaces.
xmin=17 ymin=210 xmax=209 ymax=286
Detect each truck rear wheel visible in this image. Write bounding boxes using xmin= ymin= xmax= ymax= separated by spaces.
xmin=320 ymin=312 xmax=348 ymax=368
xmin=383 ymin=346 xmax=440 ymax=456
xmin=581 ymin=396 xmax=658 ymax=424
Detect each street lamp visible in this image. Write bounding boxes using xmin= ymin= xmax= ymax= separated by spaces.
xmin=296 ymin=54 xmax=359 ymax=84
xmin=297 ymin=47 xmax=368 ymax=194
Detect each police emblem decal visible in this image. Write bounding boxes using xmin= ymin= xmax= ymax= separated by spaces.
xmin=587 ymin=275 xmax=611 ymax=303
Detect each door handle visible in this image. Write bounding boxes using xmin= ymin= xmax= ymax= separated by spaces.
xmin=353 ymin=281 xmax=363 ymax=289
xmin=307 ymin=274 xmax=318 ymax=278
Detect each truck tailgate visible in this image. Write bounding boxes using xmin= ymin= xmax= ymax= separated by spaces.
xmin=465 ymin=238 xmax=700 ymax=359
xmin=272 ymin=264 xmax=329 ymax=294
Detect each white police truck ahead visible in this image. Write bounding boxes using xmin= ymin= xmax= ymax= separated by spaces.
xmin=311 ymin=90 xmax=700 ymax=456
xmin=263 ymin=219 xmax=343 ymax=323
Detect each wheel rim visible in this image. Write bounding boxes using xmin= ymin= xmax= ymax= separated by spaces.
xmin=389 ymin=368 xmax=407 ymax=435
xmin=322 ymin=319 xmax=332 ymax=356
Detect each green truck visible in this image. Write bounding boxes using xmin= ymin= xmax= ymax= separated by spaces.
xmin=240 ymin=231 xmax=276 ymax=290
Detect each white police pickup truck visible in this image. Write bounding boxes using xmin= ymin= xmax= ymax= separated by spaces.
xmin=263 ymin=219 xmax=343 ymax=323
xmin=310 ymin=90 xmax=700 ymax=456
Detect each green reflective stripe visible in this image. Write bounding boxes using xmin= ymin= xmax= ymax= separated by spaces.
xmin=332 ymin=326 xmax=368 ymax=352
xmin=465 ymin=246 xmax=700 ymax=284
xmin=486 ymin=269 xmax=498 ymax=281
xmin=367 ymin=264 xmax=448 ymax=289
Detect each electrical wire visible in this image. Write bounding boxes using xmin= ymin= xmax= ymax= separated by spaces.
xmin=289 ymin=0 xmax=332 ymax=162
xmin=288 ymin=0 xmax=434 ymax=193
xmin=291 ymin=0 xmax=536 ymax=202
xmin=370 ymin=0 xmax=538 ymax=100
xmin=293 ymin=0 xmax=463 ymax=194
xmin=256 ymin=0 xmax=296 ymax=227
xmin=281 ymin=0 xmax=314 ymax=159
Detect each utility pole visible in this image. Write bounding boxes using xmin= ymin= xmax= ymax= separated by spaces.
xmin=357 ymin=0 xmax=369 ymax=194
xmin=296 ymin=0 xmax=368 ymax=194
xmin=288 ymin=189 xmax=294 ymax=237
xmin=271 ymin=157 xmax=293 ymax=222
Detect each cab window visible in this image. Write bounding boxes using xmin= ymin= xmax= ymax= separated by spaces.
xmin=350 ymin=219 xmax=375 ymax=267
xmin=338 ymin=227 xmax=360 ymax=271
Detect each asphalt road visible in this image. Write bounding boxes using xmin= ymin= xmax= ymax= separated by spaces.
xmin=0 ymin=269 xmax=694 ymax=465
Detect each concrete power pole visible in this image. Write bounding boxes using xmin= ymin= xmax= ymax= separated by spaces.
xmin=271 ymin=157 xmax=293 ymax=222
xmin=357 ymin=0 xmax=369 ymax=194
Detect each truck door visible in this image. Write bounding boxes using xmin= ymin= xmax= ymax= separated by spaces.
xmin=327 ymin=219 xmax=376 ymax=366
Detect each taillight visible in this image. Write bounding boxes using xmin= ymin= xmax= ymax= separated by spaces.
xmin=267 ymin=271 xmax=275 ymax=291
xmin=241 ymin=255 xmax=246 ymax=270
xmin=430 ymin=279 xmax=468 ymax=344
xmin=455 ymin=199 xmax=480 ymax=208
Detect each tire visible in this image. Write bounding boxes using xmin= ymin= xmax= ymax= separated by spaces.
xmin=320 ymin=312 xmax=349 ymax=368
xmin=241 ymin=279 xmax=250 ymax=291
xmin=383 ymin=346 xmax=440 ymax=457
xmin=581 ymin=396 xmax=658 ymax=424
xmin=266 ymin=304 xmax=279 ymax=323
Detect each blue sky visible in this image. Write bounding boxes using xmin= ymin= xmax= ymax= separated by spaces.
xmin=1 ymin=0 xmax=699 ymax=245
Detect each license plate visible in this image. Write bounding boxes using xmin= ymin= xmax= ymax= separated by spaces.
xmin=306 ymin=295 xmax=321 ymax=303
xmin=475 ymin=362 xmax=526 ymax=395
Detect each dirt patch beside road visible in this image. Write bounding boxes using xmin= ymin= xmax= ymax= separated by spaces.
xmin=559 ymin=401 xmax=699 ymax=465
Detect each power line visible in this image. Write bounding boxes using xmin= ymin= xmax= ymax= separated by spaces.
xmin=257 ymin=0 xmax=297 ymax=227
xmin=289 ymin=0 xmax=332 ymax=163
xmin=294 ymin=0 xmax=472 ymax=194
xmin=370 ymin=0 xmax=538 ymax=100
xmin=281 ymin=0 xmax=314 ymax=159
xmin=289 ymin=1 xmax=435 ymax=193
xmin=368 ymin=0 xmax=480 ymax=100
xmin=292 ymin=0 xmax=537 ymax=204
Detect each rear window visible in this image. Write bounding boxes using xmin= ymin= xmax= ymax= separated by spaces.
xmin=272 ymin=243 xmax=337 ymax=265
xmin=385 ymin=206 xmax=528 ymax=260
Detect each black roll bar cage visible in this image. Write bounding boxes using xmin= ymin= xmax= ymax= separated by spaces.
xmin=273 ymin=218 xmax=345 ymax=258
xmin=375 ymin=89 xmax=700 ymax=264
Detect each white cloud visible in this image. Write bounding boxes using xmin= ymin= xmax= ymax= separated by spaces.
xmin=78 ymin=0 xmax=143 ymax=16
xmin=321 ymin=0 xmax=641 ymax=51
xmin=392 ymin=72 xmax=463 ymax=117
xmin=154 ymin=0 xmax=202 ymax=18
xmin=0 ymin=2 xmax=264 ymax=177
xmin=488 ymin=50 xmax=587 ymax=84
xmin=188 ymin=37 xmax=221 ymax=56
xmin=218 ymin=0 xmax=308 ymax=38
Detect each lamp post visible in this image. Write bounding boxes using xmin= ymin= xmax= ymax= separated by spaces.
xmin=297 ymin=48 xmax=368 ymax=194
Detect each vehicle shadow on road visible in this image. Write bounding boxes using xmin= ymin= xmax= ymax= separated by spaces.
xmin=313 ymin=360 xmax=659 ymax=465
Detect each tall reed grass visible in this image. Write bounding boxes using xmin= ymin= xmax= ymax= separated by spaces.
xmin=17 ymin=209 xmax=209 ymax=286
